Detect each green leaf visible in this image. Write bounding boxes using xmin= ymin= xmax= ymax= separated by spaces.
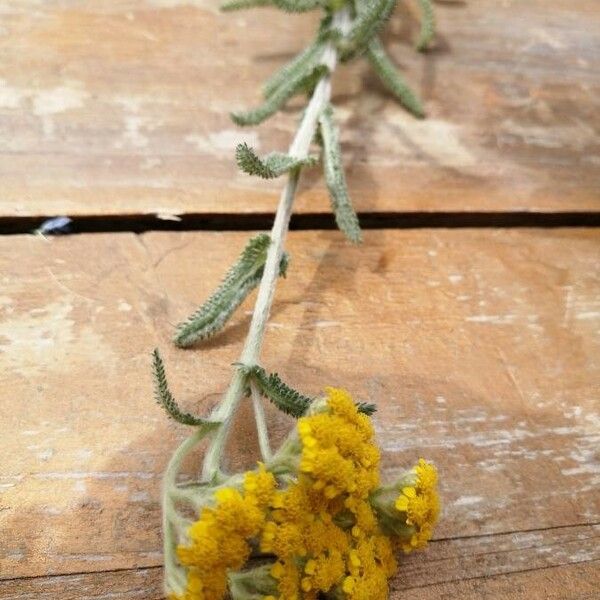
xmin=416 ymin=0 xmax=435 ymax=51
xmin=240 ymin=364 xmax=378 ymax=417
xmin=231 ymin=64 xmax=329 ymax=127
xmin=366 ymin=38 xmax=424 ymax=118
xmin=236 ymin=143 xmax=317 ymax=179
xmin=264 ymin=41 xmax=325 ymax=99
xmin=318 ymin=104 xmax=362 ymax=244
xmin=152 ymin=349 xmax=215 ymax=426
xmin=274 ymin=0 xmax=325 ymax=11
xmin=173 ymin=234 xmax=289 ymax=347
xmin=355 ymin=401 xmax=377 ymax=416
xmin=222 ymin=0 xmax=325 ymax=11
xmin=221 ymin=0 xmax=272 ymax=11
xmin=340 ymin=0 xmax=397 ymax=60
xmin=241 ymin=365 xmax=313 ymax=417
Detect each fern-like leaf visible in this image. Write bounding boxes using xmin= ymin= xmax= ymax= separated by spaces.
xmin=416 ymin=0 xmax=435 ymax=51
xmin=273 ymin=0 xmax=325 ymax=12
xmin=318 ymin=104 xmax=362 ymax=244
xmin=264 ymin=41 xmax=325 ymax=99
xmin=340 ymin=0 xmax=397 ymax=60
xmin=236 ymin=143 xmax=317 ymax=179
xmin=232 ymin=64 xmax=329 ymax=127
xmin=221 ymin=0 xmax=271 ymax=11
xmin=222 ymin=0 xmax=324 ymax=11
xmin=241 ymin=364 xmax=376 ymax=417
xmin=174 ymin=234 xmax=289 ymax=347
xmin=355 ymin=401 xmax=377 ymax=416
xmin=152 ymin=349 xmax=216 ymax=426
xmin=366 ymin=38 xmax=424 ymax=118
xmin=242 ymin=365 xmax=313 ymax=417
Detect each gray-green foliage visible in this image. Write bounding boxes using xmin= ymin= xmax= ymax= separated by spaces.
xmin=272 ymin=0 xmax=326 ymax=12
xmin=319 ymin=104 xmax=362 ymax=243
xmin=263 ymin=41 xmax=326 ymax=99
xmin=223 ymin=0 xmax=325 ymax=12
xmin=221 ymin=0 xmax=271 ymax=11
xmin=152 ymin=349 xmax=217 ymax=426
xmin=340 ymin=0 xmax=397 ymax=60
xmin=355 ymin=400 xmax=377 ymax=416
xmin=241 ymin=364 xmax=378 ymax=417
xmin=161 ymin=0 xmax=431 ymax=417
xmin=236 ymin=143 xmax=317 ymax=179
xmin=224 ymin=0 xmax=427 ymax=246
xmin=173 ymin=234 xmax=289 ymax=347
xmin=242 ymin=365 xmax=313 ymax=417
xmin=416 ymin=0 xmax=435 ymax=51
xmin=231 ymin=65 xmax=329 ymax=126
xmin=367 ymin=38 xmax=424 ymax=118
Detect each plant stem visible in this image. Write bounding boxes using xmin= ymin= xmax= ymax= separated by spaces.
xmin=162 ymin=425 xmax=213 ymax=595
xmin=199 ymin=8 xmax=351 ymax=480
xmin=251 ymin=380 xmax=272 ymax=460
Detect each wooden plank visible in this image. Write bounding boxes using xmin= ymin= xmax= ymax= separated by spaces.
xmin=0 ymin=567 xmax=164 ymax=600
xmin=1 ymin=532 xmax=598 ymax=599
xmin=1 ymin=229 xmax=599 ymax=584
xmin=394 ymin=559 xmax=600 ymax=600
xmin=0 ymin=1 xmax=598 ymax=218
xmin=391 ymin=523 xmax=600 ymax=591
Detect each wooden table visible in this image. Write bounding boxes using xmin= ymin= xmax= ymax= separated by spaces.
xmin=1 ymin=1 xmax=598 ymax=598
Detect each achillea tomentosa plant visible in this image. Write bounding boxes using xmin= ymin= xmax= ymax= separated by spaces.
xmin=152 ymin=1 xmax=440 ymax=599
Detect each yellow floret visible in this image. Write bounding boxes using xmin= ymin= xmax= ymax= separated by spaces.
xmin=394 ymin=459 xmax=441 ymax=553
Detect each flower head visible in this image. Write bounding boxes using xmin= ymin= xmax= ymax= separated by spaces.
xmin=170 ymin=389 xmax=440 ymax=600
xmin=393 ymin=459 xmax=441 ymax=553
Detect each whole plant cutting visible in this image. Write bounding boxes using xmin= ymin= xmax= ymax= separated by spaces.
xmin=152 ymin=1 xmax=441 ymax=598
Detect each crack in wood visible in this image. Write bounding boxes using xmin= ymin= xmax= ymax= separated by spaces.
xmin=0 ymin=211 xmax=599 ymax=235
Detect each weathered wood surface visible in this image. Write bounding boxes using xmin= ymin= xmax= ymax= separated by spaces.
xmin=1 ymin=230 xmax=598 ymax=597
xmin=3 ymin=561 xmax=600 ymax=600
xmin=0 ymin=0 xmax=599 ymax=219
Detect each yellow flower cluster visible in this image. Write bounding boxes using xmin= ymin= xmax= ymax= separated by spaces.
xmin=394 ymin=458 xmax=440 ymax=553
xmin=175 ymin=465 xmax=276 ymax=600
xmin=262 ymin=388 xmax=396 ymax=600
xmin=172 ymin=388 xmax=440 ymax=600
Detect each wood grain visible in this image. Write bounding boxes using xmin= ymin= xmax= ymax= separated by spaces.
xmin=0 ymin=1 xmax=598 ymax=218
xmin=1 ymin=542 xmax=598 ymax=599
xmin=0 ymin=567 xmax=164 ymax=600
xmin=394 ymin=559 xmax=600 ymax=600
xmin=1 ymin=230 xmax=598 ymax=594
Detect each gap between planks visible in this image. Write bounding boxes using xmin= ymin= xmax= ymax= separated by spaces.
xmin=0 ymin=211 xmax=600 ymax=235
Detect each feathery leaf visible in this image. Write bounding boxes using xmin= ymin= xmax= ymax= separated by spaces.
xmin=264 ymin=41 xmax=325 ymax=99
xmin=318 ymin=104 xmax=362 ymax=243
xmin=174 ymin=234 xmax=289 ymax=347
xmin=367 ymin=38 xmax=424 ymax=118
xmin=416 ymin=0 xmax=435 ymax=51
xmin=232 ymin=64 xmax=329 ymax=126
xmin=240 ymin=364 xmax=376 ymax=417
xmin=236 ymin=143 xmax=317 ymax=179
xmin=221 ymin=0 xmax=271 ymax=11
xmin=340 ymin=0 xmax=397 ymax=60
xmin=223 ymin=0 xmax=325 ymax=11
xmin=241 ymin=365 xmax=313 ymax=417
xmin=273 ymin=0 xmax=326 ymax=12
xmin=355 ymin=401 xmax=377 ymax=416
xmin=152 ymin=349 xmax=217 ymax=426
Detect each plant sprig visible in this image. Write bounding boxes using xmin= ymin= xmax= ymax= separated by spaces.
xmin=155 ymin=2 xmax=436 ymax=591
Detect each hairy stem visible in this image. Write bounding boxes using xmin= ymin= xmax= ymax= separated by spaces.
xmin=200 ymin=7 xmax=351 ymax=480
xmin=251 ymin=380 xmax=272 ymax=460
xmin=162 ymin=425 xmax=214 ymax=595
